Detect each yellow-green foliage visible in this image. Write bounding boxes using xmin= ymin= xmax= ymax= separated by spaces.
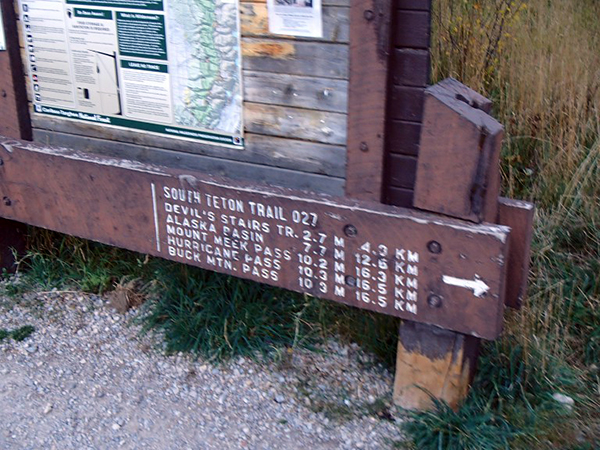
xmin=427 ymin=0 xmax=600 ymax=448
xmin=433 ymin=0 xmax=600 ymax=205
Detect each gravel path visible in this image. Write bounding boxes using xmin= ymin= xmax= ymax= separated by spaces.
xmin=0 ymin=288 xmax=405 ymax=449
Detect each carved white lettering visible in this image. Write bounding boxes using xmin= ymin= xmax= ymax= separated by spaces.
xmin=408 ymin=251 xmax=419 ymax=263
xmin=222 ymin=226 xmax=265 ymax=244
xmin=395 ymin=248 xmax=406 ymax=261
xmin=163 ymin=187 xmax=202 ymax=204
xmin=407 ymin=265 xmax=418 ymax=276
xmin=334 ymin=261 xmax=345 ymax=273
xmin=395 ymin=261 xmax=405 ymax=273
xmin=205 ymin=194 xmax=244 ymax=212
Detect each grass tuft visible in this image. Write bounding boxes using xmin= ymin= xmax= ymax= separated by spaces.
xmin=0 ymin=325 xmax=35 ymax=342
xmin=10 ymin=325 xmax=35 ymax=342
xmin=138 ymin=262 xmax=325 ymax=360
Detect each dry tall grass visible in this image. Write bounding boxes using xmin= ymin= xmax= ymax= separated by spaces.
xmin=432 ymin=0 xmax=599 ymax=204
xmin=430 ymin=0 xmax=600 ymax=446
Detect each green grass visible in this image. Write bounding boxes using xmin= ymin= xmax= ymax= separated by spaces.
xmin=1 ymin=229 xmax=400 ymax=366
xmin=10 ymin=325 xmax=35 ymax=342
xmin=0 ymin=325 xmax=35 ymax=342
xmin=138 ymin=262 xmax=324 ymax=360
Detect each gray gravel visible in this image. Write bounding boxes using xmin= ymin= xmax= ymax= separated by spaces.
xmin=0 ymin=287 xmax=404 ymax=449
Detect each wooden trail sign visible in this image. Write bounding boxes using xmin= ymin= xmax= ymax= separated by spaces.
xmin=0 ymin=0 xmax=534 ymax=410
xmin=0 ymin=139 xmax=509 ymax=339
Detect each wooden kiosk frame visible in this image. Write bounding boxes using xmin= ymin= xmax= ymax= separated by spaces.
xmin=0 ymin=0 xmax=533 ymax=409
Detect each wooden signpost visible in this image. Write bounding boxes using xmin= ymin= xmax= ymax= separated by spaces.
xmin=0 ymin=0 xmax=533 ymax=409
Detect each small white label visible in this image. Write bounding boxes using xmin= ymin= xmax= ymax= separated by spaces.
xmin=0 ymin=4 xmax=6 ymax=51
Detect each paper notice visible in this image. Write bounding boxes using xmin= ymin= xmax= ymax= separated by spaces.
xmin=267 ymin=0 xmax=323 ymax=38
xmin=0 ymin=4 xmax=6 ymax=51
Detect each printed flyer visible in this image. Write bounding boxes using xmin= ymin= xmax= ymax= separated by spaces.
xmin=267 ymin=0 xmax=323 ymax=38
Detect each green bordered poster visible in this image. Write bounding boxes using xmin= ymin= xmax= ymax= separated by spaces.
xmin=18 ymin=0 xmax=243 ymax=147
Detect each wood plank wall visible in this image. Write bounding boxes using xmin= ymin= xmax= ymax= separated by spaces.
xmin=21 ymin=0 xmax=351 ymax=195
xmin=384 ymin=0 xmax=431 ymax=207
xmin=15 ymin=1 xmax=432 ymax=199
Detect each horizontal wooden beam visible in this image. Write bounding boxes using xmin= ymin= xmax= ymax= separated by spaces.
xmin=0 ymin=137 xmax=510 ymax=339
xmin=34 ymin=130 xmax=346 ymax=195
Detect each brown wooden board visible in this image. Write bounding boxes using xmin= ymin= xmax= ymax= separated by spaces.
xmin=390 ymin=86 xmax=425 ymax=122
xmin=396 ymin=0 xmax=430 ymax=10
xmin=34 ymin=130 xmax=347 ymax=196
xmin=33 ymin=117 xmax=348 ymax=183
xmin=388 ymin=154 xmax=417 ymax=189
xmin=388 ymin=120 xmax=421 ymax=156
xmin=498 ymin=197 xmax=535 ymax=308
xmin=0 ymin=137 xmax=510 ymax=339
xmin=394 ymin=10 xmax=430 ymax=49
xmin=414 ymin=81 xmax=503 ymax=223
xmin=436 ymin=78 xmax=492 ymax=114
xmin=391 ymin=48 xmax=429 ymax=87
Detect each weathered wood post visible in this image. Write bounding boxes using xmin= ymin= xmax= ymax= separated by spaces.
xmin=392 ymin=79 xmax=534 ymax=409
xmin=393 ymin=79 xmax=502 ymax=410
xmin=0 ymin=0 xmax=29 ymax=271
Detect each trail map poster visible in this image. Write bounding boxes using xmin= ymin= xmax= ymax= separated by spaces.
xmin=18 ymin=0 xmax=244 ymax=147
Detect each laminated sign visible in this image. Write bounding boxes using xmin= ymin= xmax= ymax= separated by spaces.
xmin=17 ymin=0 xmax=244 ymax=147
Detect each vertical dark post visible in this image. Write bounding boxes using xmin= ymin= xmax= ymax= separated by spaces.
xmin=383 ymin=0 xmax=431 ymax=207
xmin=0 ymin=0 xmax=31 ymax=139
xmin=393 ymin=80 xmax=506 ymax=409
xmin=383 ymin=1 xmax=489 ymax=410
xmin=346 ymin=0 xmax=394 ymax=201
xmin=0 ymin=1 xmax=30 ymax=271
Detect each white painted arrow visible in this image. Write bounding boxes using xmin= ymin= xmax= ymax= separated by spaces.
xmin=442 ymin=275 xmax=490 ymax=298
